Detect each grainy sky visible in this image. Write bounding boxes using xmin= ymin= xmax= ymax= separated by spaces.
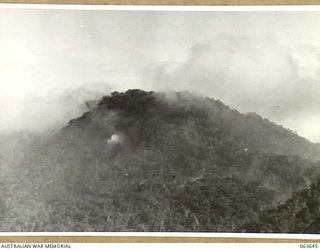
xmin=1 ymin=8 xmax=320 ymax=142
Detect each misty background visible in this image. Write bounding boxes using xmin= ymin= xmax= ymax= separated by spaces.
xmin=1 ymin=9 xmax=320 ymax=142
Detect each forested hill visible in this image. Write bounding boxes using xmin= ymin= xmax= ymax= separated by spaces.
xmin=1 ymin=89 xmax=320 ymax=232
xmin=64 ymin=89 xmax=320 ymax=162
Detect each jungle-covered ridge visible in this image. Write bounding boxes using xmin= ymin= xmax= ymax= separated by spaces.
xmin=1 ymin=89 xmax=320 ymax=232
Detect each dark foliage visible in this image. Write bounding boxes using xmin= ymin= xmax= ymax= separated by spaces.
xmin=242 ymin=177 xmax=320 ymax=233
xmin=1 ymin=89 xmax=320 ymax=232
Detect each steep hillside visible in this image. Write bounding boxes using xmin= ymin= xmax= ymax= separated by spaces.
xmin=65 ymin=90 xmax=320 ymax=162
xmin=1 ymin=89 xmax=320 ymax=232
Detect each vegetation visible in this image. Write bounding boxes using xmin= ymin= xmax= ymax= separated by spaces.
xmin=243 ymin=178 xmax=320 ymax=233
xmin=1 ymin=89 xmax=320 ymax=232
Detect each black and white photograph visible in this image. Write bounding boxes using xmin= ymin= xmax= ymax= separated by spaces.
xmin=1 ymin=5 xmax=320 ymax=233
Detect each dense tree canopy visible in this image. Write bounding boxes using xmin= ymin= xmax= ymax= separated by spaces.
xmin=1 ymin=89 xmax=320 ymax=232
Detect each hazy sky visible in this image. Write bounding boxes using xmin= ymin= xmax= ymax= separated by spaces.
xmin=1 ymin=8 xmax=320 ymax=142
